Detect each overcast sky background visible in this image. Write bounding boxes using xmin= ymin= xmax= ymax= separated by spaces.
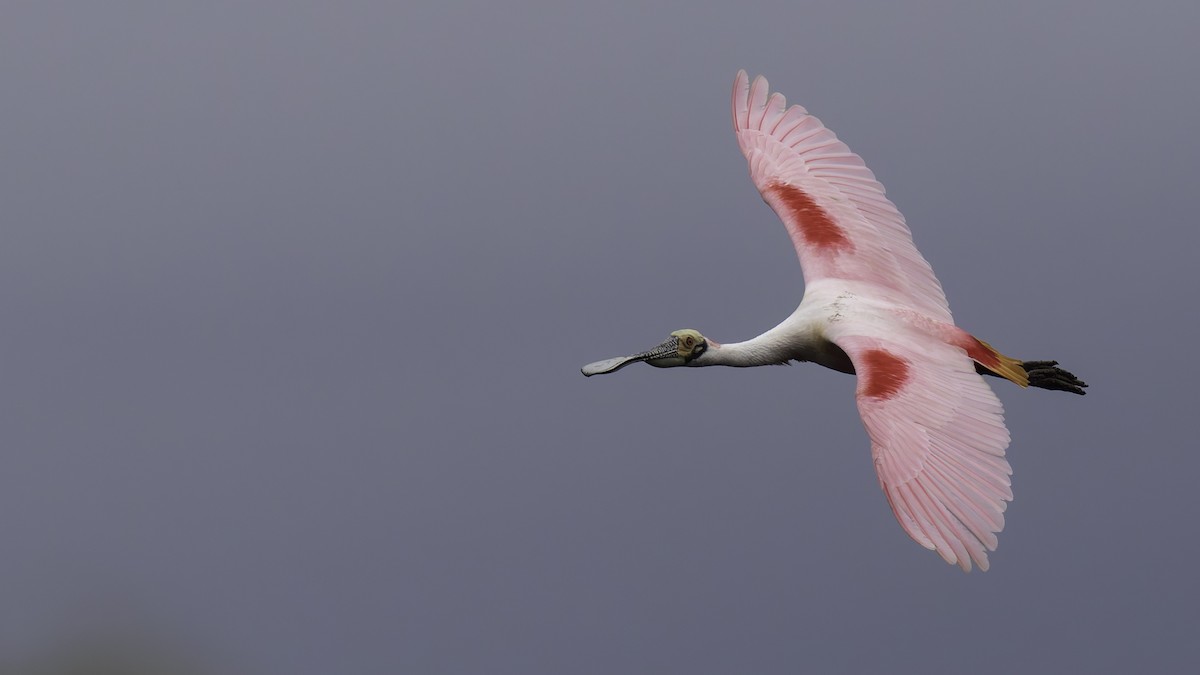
xmin=2 ymin=2 xmax=1198 ymax=673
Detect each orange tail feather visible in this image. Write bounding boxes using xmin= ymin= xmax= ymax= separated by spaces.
xmin=965 ymin=336 xmax=1028 ymax=387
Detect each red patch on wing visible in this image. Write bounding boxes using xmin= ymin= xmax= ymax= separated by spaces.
xmin=960 ymin=335 xmax=1000 ymax=369
xmin=861 ymin=349 xmax=910 ymax=400
xmin=765 ymin=183 xmax=853 ymax=252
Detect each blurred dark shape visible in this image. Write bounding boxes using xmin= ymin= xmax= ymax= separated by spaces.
xmin=2 ymin=636 xmax=213 ymax=675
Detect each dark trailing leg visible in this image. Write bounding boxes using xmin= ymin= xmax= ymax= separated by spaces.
xmin=975 ymin=360 xmax=1088 ymax=395
xmin=1021 ymin=360 xmax=1087 ymax=395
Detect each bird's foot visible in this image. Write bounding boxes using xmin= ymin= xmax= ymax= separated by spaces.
xmin=1022 ymin=360 xmax=1088 ymax=395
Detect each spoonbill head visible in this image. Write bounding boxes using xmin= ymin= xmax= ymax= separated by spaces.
xmin=582 ymin=70 xmax=1087 ymax=572
xmin=582 ymin=329 xmax=710 ymax=376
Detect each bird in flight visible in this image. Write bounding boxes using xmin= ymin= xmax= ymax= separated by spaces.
xmin=582 ymin=71 xmax=1086 ymax=571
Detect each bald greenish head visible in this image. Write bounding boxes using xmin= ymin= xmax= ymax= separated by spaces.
xmin=581 ymin=329 xmax=709 ymax=376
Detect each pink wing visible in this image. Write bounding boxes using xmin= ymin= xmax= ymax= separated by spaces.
xmin=732 ymin=70 xmax=952 ymax=323
xmin=832 ymin=331 xmax=1012 ymax=571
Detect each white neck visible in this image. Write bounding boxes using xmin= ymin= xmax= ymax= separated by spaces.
xmin=698 ymin=323 xmax=822 ymax=368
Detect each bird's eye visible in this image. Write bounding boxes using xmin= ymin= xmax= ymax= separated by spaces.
xmin=683 ymin=336 xmax=695 ymax=348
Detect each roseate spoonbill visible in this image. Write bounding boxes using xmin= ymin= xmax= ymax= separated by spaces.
xmin=582 ymin=71 xmax=1086 ymax=571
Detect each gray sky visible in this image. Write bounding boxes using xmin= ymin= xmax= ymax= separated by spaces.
xmin=2 ymin=2 xmax=1198 ymax=673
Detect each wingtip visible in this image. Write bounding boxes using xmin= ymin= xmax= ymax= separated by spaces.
xmin=732 ymin=69 xmax=750 ymax=131
xmin=749 ymin=73 xmax=769 ymax=106
xmin=733 ymin=70 xmax=774 ymax=133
